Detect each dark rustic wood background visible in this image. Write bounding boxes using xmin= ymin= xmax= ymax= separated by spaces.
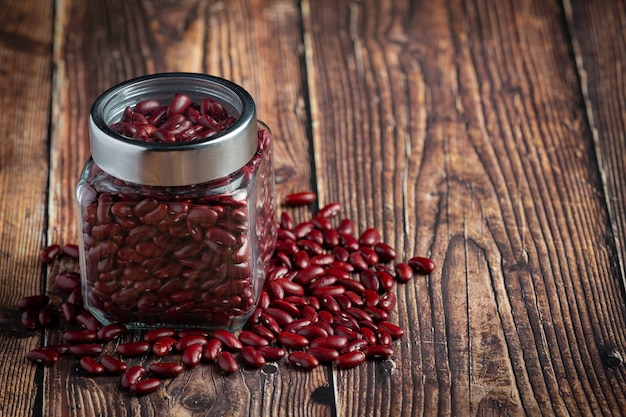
xmin=1 ymin=0 xmax=625 ymax=416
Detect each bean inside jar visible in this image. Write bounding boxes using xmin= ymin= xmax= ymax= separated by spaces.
xmin=77 ymin=78 xmax=277 ymax=331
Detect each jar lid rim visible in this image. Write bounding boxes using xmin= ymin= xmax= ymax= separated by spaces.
xmin=89 ymin=73 xmax=257 ymax=186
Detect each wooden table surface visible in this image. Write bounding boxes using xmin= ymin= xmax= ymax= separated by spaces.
xmin=1 ymin=0 xmax=625 ymax=416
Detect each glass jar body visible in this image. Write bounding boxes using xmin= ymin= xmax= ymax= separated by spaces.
xmin=76 ymin=128 xmax=276 ymax=330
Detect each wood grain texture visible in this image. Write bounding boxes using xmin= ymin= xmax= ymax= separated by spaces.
xmin=303 ymin=0 xmax=626 ymax=416
xmin=0 ymin=0 xmax=625 ymax=415
xmin=0 ymin=1 xmax=53 ymax=416
xmin=564 ymin=0 xmax=626 ymax=288
xmin=47 ymin=1 xmax=326 ymax=416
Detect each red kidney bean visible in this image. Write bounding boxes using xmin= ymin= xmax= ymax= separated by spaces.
xmin=378 ymin=292 xmax=397 ymax=312
xmin=394 ymin=262 xmax=414 ymax=283
xmin=216 ymin=351 xmax=239 ymax=374
xmin=336 ymin=219 xmax=354 ymax=235
xmin=408 ymin=256 xmax=436 ymax=274
xmin=311 ymin=216 xmax=332 ymax=231
xmin=63 ymin=329 xmax=98 ymax=344
xmin=116 ymin=341 xmax=151 ymax=357
xmin=143 ymin=328 xmax=176 ymax=342
xmin=377 ymin=321 xmax=405 ymax=339
xmin=284 ymin=192 xmax=316 ymax=206
xmin=307 ymin=347 xmax=340 ymax=363
xmin=341 ymin=340 xmax=369 ymax=355
xmin=259 ymin=313 xmax=281 ymax=335
xmin=365 ymin=306 xmax=389 ymax=323
xmin=61 ymin=243 xmax=80 ymax=258
xmin=293 ymin=250 xmax=310 ymax=269
xmin=279 ymin=212 xmax=294 ymax=230
xmin=335 ymin=351 xmax=366 ymax=368
xmin=175 ymin=335 xmax=208 ymax=351
xmin=358 ymin=228 xmax=380 ymax=247
xmin=312 ymin=286 xmax=346 ymax=298
xmin=360 ymin=327 xmax=378 ymax=345
xmin=264 ymin=307 xmax=294 ymax=327
xmin=334 ymin=325 xmax=362 ymax=342
xmin=54 ymin=273 xmax=80 ymax=292
xmin=202 ymin=338 xmax=223 ymax=362
xmin=362 ymin=345 xmax=394 ymax=360
xmin=323 ymin=229 xmax=340 ymax=248
xmin=307 ymin=275 xmax=337 ymax=291
xmin=276 ymin=239 xmax=298 ymax=255
xmin=362 ymin=290 xmax=380 ymax=308
xmin=334 ymin=277 xmax=365 ymax=295
xmin=68 ymin=287 xmax=83 ymax=307
xmin=317 ymin=202 xmax=342 ymax=219
xmin=97 ymin=323 xmax=128 ymax=341
xmin=22 ymin=308 xmax=39 ymax=329
xmin=130 ymin=378 xmax=162 ymax=395
xmin=374 ymin=242 xmax=397 ymax=262
xmin=76 ymin=311 xmax=101 ymax=331
xmin=240 ymin=346 xmax=266 ymax=368
xmin=359 ymin=247 xmax=379 ymax=266
xmin=317 ymin=321 xmax=335 ymax=337
xmin=17 ymin=295 xmax=50 ymax=310
xmin=359 ymin=270 xmax=380 ymax=292
xmin=277 ymin=279 xmax=305 ymax=297
xmin=166 ymin=94 xmax=192 ymax=117
xmin=340 ymin=233 xmax=360 ymax=251
xmin=282 ymin=318 xmax=312 ymax=334
xmin=257 ymin=346 xmax=286 ymax=361
xmin=294 ymin=222 xmax=314 ymax=239
xmin=134 ymin=98 xmax=161 ymax=115
xmin=149 ymin=362 xmax=184 ymax=378
xmin=239 ymin=330 xmax=270 ymax=348
xmin=332 ymin=314 xmax=358 ymax=331
xmin=310 ymin=254 xmax=334 ymax=266
xmin=120 ymin=366 xmax=146 ymax=388
xmin=288 ymin=351 xmax=319 ymax=370
xmin=309 ymin=335 xmax=348 ymax=350
xmin=266 ymin=281 xmax=285 ymax=300
xmin=40 ymin=244 xmax=62 ymax=264
xmin=46 ymin=344 xmax=70 ymax=355
xmin=376 ymin=270 xmax=395 ymax=292
xmin=348 ymin=252 xmax=369 ymax=271
xmin=100 ymin=354 xmax=127 ymax=374
xmin=277 ymin=331 xmax=309 ymax=349
xmin=250 ymin=324 xmax=275 ymax=341
xmin=248 ymin=307 xmax=263 ymax=324
xmin=318 ymin=295 xmax=340 ymax=313
xmin=377 ymin=327 xmax=392 ymax=346
xmin=297 ymin=325 xmax=329 ymax=341
xmin=182 ymin=343 xmax=204 ymax=368
xmin=79 ymin=356 xmax=105 ymax=375
xmin=317 ymin=310 xmax=334 ymax=324
xmin=38 ymin=305 xmax=56 ymax=327
xmin=344 ymin=291 xmax=365 ymax=307
xmin=300 ymin=305 xmax=318 ymax=322
xmin=152 ymin=337 xmax=177 ymax=357
xmin=69 ymin=344 xmax=103 ymax=357
xmin=26 ymin=348 xmax=59 ymax=366
xmin=213 ymin=329 xmax=242 ymax=351
xmin=308 ymin=229 xmax=327 ymax=245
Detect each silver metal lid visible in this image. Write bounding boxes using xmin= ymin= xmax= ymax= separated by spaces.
xmin=89 ymin=73 xmax=257 ymax=186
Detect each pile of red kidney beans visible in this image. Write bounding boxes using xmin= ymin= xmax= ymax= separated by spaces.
xmin=19 ymin=192 xmax=434 ymax=396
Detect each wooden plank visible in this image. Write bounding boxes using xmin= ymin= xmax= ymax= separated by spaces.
xmin=563 ymin=0 xmax=626 ymax=290
xmin=302 ymin=0 xmax=626 ymax=416
xmin=47 ymin=0 xmax=324 ymax=416
xmin=0 ymin=1 xmax=54 ymax=416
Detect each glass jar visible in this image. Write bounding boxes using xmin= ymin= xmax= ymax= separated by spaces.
xmin=76 ymin=73 xmax=277 ymax=330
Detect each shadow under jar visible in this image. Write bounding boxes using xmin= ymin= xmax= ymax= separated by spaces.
xmin=76 ymin=73 xmax=277 ymax=331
